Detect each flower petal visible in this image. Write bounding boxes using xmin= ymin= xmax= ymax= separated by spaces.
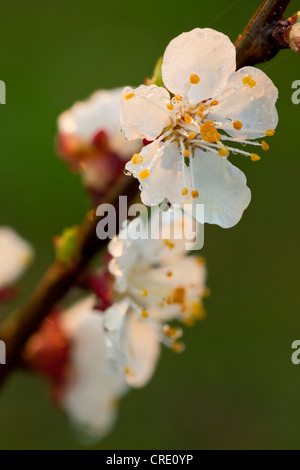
xmin=126 ymin=313 xmax=160 ymax=388
xmin=162 ymin=28 xmax=236 ymax=104
xmin=61 ymin=297 xmax=127 ymax=438
xmin=58 ymin=88 xmax=140 ymax=159
xmin=0 ymin=227 xmax=34 ymax=289
xmin=125 ymin=140 xmax=187 ymax=206
xmin=185 ymin=150 xmax=251 ymax=228
xmin=210 ymin=66 xmax=278 ymax=139
xmin=120 ymin=85 xmax=171 ymax=141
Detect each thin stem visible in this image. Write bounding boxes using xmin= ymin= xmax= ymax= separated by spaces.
xmin=0 ymin=177 xmax=138 ymax=384
xmin=235 ymin=0 xmax=293 ymax=68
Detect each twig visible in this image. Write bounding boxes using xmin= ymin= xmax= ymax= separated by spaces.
xmin=0 ymin=177 xmax=138 ymax=384
xmin=235 ymin=0 xmax=295 ymax=68
xmin=0 ymin=0 xmax=297 ymax=387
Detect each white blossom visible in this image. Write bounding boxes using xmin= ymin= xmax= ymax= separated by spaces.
xmin=108 ymin=208 xmax=207 ymax=324
xmin=120 ymin=28 xmax=279 ymax=228
xmin=58 ymin=88 xmax=142 ymax=192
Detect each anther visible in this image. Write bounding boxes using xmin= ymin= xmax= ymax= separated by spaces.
xmin=250 ymin=153 xmax=261 ymax=162
xmin=190 ymin=74 xmax=200 ymax=85
xmin=141 ymin=309 xmax=149 ymax=318
xmin=124 ymin=92 xmax=135 ymax=100
xmin=261 ymin=141 xmax=269 ymax=151
xmin=233 ymin=120 xmax=243 ymax=130
xmin=243 ymin=76 xmax=257 ymax=88
xmin=139 ymin=169 xmax=150 ymax=179
xmin=131 ymin=153 xmax=143 ymax=164
xmin=182 ymin=187 xmax=188 ymax=196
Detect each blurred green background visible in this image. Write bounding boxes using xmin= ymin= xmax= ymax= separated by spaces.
xmin=0 ymin=0 xmax=300 ymax=450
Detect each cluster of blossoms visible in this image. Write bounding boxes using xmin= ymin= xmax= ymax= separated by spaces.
xmin=25 ymin=209 xmax=207 ymax=438
xmin=0 ymin=227 xmax=33 ymax=301
xmin=19 ymin=27 xmax=279 ymax=440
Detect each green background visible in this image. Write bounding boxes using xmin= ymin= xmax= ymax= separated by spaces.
xmin=0 ymin=0 xmax=299 ymax=450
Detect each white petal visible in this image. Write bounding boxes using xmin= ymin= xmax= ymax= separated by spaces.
xmin=58 ymin=88 xmax=141 ymax=159
xmin=210 ymin=66 xmax=278 ymax=139
xmin=103 ymin=302 xmax=160 ymax=388
xmin=185 ymin=150 xmax=251 ymax=228
xmin=62 ymin=297 xmax=127 ymax=438
xmin=162 ymin=28 xmax=236 ymax=104
xmin=125 ymin=141 xmax=186 ymax=206
xmin=0 ymin=227 xmax=33 ymax=289
xmin=126 ymin=314 xmax=160 ymax=388
xmin=120 ymin=85 xmax=171 ymax=141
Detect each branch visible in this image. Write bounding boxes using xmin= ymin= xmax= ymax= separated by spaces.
xmin=235 ymin=0 xmax=296 ymax=68
xmin=0 ymin=177 xmax=138 ymax=384
xmin=0 ymin=0 xmax=297 ymax=387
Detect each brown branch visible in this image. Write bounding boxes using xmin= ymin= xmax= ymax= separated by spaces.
xmin=0 ymin=177 xmax=138 ymax=384
xmin=235 ymin=0 xmax=294 ymax=68
xmin=0 ymin=0 xmax=297 ymax=387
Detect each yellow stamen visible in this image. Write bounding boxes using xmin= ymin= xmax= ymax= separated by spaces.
xmin=200 ymin=121 xmax=221 ymax=143
xmin=166 ymin=296 xmax=172 ymax=305
xmin=183 ymin=317 xmax=196 ymax=327
xmin=124 ymin=366 xmax=134 ymax=377
xmin=266 ymin=129 xmax=275 ymax=136
xmin=173 ymin=287 xmax=185 ymax=305
xmin=164 ymin=239 xmax=175 ymax=249
xmin=141 ymin=309 xmax=149 ymax=318
xmin=172 ymin=341 xmax=185 ymax=354
xmin=197 ymin=257 xmax=206 ymax=265
xmin=243 ymin=76 xmax=257 ymax=88
xmin=174 ymin=94 xmax=182 ymax=101
xmin=211 ymin=100 xmax=219 ymax=106
xmin=187 ymin=133 xmax=196 ymax=140
xmin=182 ymin=187 xmax=188 ymax=196
xmin=192 ymin=300 xmax=206 ymax=319
xmin=218 ymin=148 xmax=229 ymax=157
xmin=184 ymin=150 xmax=191 ymax=157
xmin=190 ymin=73 xmax=200 ymax=85
xmin=163 ymin=325 xmax=178 ymax=338
xmin=141 ymin=289 xmax=148 ymax=297
xmin=184 ymin=114 xmax=192 ymax=124
xmin=191 ymin=190 xmax=199 ymax=199
xmin=198 ymin=105 xmax=206 ymax=113
xmin=250 ymin=153 xmax=261 ymax=162
xmin=167 ymin=104 xmax=174 ymax=111
xmin=131 ymin=153 xmax=143 ymax=164
xmin=233 ymin=120 xmax=243 ymax=130
xmin=124 ymin=92 xmax=135 ymax=100
xmin=139 ymin=169 xmax=150 ymax=179
xmin=261 ymin=141 xmax=269 ymax=151
xmin=166 ymin=271 xmax=173 ymax=277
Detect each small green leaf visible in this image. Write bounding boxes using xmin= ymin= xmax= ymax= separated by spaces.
xmin=54 ymin=226 xmax=79 ymax=265
xmin=147 ymin=57 xmax=163 ymax=87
